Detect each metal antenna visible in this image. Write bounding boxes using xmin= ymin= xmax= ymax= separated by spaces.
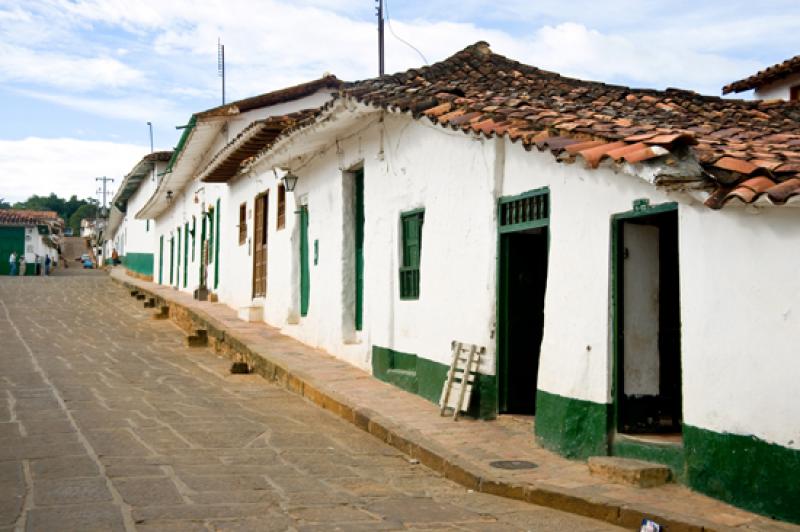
xmin=147 ymin=122 xmax=154 ymax=153
xmin=376 ymin=0 xmax=384 ymax=76
xmin=218 ymin=38 xmax=226 ymax=105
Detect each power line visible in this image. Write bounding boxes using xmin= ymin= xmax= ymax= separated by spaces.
xmin=383 ymin=0 xmax=429 ymax=66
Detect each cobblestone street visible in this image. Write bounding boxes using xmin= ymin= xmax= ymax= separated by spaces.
xmin=0 ymin=273 xmax=624 ymax=531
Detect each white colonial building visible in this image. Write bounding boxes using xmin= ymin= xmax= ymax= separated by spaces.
xmin=132 ymin=43 xmax=800 ymax=523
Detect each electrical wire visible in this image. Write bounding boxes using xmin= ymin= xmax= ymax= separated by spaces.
xmin=383 ymin=0 xmax=429 ymax=66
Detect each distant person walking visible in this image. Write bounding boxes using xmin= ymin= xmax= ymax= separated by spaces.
xmin=19 ymin=256 xmax=26 ymax=276
xmin=8 ymin=251 xmax=17 ymax=276
xmin=45 ymin=255 xmax=51 ymax=275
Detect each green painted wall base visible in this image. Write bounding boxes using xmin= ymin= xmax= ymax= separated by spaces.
xmin=372 ymin=346 xmax=496 ymax=419
xmin=685 ymin=424 xmax=800 ymax=524
xmin=122 ymin=252 xmax=154 ymax=277
xmin=534 ymin=389 xmax=609 ymax=459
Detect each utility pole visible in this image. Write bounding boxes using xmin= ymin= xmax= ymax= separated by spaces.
xmin=95 ymin=176 xmax=114 ymax=217
xmin=376 ymin=0 xmax=384 ymax=76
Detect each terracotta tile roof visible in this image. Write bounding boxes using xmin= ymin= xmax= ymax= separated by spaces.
xmin=723 ymin=55 xmax=800 ymax=94
xmin=201 ymin=109 xmax=320 ymax=183
xmin=0 ymin=209 xmax=62 ymax=226
xmin=198 ymin=75 xmax=344 ymax=118
xmin=342 ymin=42 xmax=800 ymax=209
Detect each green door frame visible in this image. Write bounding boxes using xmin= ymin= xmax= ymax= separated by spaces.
xmin=354 ymin=168 xmax=364 ymax=330
xmin=299 ymin=205 xmax=310 ymax=317
xmin=496 ymin=187 xmax=550 ymax=413
xmin=158 ymin=235 xmax=164 ymax=284
xmin=199 ymin=213 xmax=207 ymax=288
xmin=169 ymin=236 xmax=174 ymax=285
xmin=610 ymin=199 xmax=679 ymax=433
xmin=183 ymin=222 xmax=189 ymax=287
xmin=176 ymin=227 xmax=181 ymax=287
xmin=214 ymin=198 xmax=221 ymax=289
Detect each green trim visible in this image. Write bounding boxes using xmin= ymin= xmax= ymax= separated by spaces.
xmin=299 ymin=206 xmax=310 ymax=317
xmin=498 ymin=186 xmax=549 ymax=233
xmin=191 ymin=216 xmax=196 ymax=262
xmin=176 ymin=227 xmax=181 ymax=287
xmin=163 ymin=115 xmax=197 ymax=175
xmin=685 ymin=424 xmax=800 ymax=524
xmin=612 ymin=435 xmax=686 ymax=482
xmin=372 ymin=346 xmax=496 ymax=420
xmin=200 ymin=214 xmax=207 ymax=287
xmin=214 ymin=198 xmax=220 ymax=289
xmin=354 ymin=168 xmax=364 ymax=331
xmin=534 ymin=389 xmax=610 ymax=459
xmin=183 ymin=222 xmax=189 ymax=288
xmin=122 ymin=252 xmax=154 ymax=276
xmin=158 ymin=235 xmax=163 ymax=284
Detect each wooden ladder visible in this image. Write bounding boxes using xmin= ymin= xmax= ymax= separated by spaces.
xmin=439 ymin=341 xmax=484 ymax=420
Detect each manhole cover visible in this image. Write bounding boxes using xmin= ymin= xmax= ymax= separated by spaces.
xmin=489 ymin=460 xmax=538 ymax=470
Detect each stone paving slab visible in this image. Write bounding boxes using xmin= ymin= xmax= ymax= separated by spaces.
xmin=112 ymin=268 xmax=800 ymax=532
xmin=1 ymin=273 xmax=634 ymax=531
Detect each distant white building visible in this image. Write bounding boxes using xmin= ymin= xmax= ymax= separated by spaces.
xmin=723 ymin=54 xmax=800 ymax=100
xmin=0 ymin=210 xmax=62 ymax=274
xmin=135 ymin=76 xmax=341 ymax=297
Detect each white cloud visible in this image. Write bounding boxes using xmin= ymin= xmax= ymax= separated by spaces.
xmin=0 ymin=43 xmax=144 ymax=91
xmin=0 ymin=137 xmax=148 ymax=203
xmin=17 ymin=89 xmax=186 ymax=125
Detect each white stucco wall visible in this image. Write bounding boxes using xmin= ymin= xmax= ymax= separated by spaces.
xmin=502 ymin=139 xmax=681 ymax=405
xmin=249 ymin=113 xmax=499 ymax=373
xmin=680 ymin=205 xmax=800 ymax=450
xmin=754 ymin=72 xmax=800 ymax=100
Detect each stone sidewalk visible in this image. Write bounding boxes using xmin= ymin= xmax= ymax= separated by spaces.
xmin=111 ymin=269 xmax=799 ymax=532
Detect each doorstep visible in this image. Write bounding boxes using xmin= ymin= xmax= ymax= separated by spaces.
xmin=110 ymin=269 xmax=799 ymax=532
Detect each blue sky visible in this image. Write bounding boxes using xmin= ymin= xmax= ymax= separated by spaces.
xmin=0 ymin=0 xmax=798 ymax=203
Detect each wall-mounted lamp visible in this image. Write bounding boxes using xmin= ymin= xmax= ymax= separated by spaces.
xmin=166 ymin=190 xmax=173 ymax=204
xmin=281 ymin=172 xmax=298 ymax=192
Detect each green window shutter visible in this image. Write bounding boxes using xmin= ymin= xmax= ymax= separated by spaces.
xmin=399 ymin=209 xmax=424 ymax=300
xmin=299 ymin=206 xmax=310 ymax=316
xmin=208 ymin=208 xmax=214 ymax=263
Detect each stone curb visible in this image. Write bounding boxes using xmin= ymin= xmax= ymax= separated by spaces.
xmin=112 ymin=275 xmax=715 ymax=532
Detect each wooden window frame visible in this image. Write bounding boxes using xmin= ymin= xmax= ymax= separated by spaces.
xmin=276 ymin=183 xmax=286 ymax=230
xmin=238 ymin=202 xmax=247 ymax=245
xmin=399 ymin=208 xmax=424 ymax=300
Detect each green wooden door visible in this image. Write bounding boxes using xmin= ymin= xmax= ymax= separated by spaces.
xmin=355 ymin=169 xmax=364 ymax=330
xmin=299 ymin=206 xmax=310 ymax=317
xmin=0 ymin=227 xmax=24 ymax=275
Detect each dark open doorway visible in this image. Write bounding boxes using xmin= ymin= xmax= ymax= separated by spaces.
xmin=498 ymin=228 xmax=549 ymax=415
xmin=614 ymin=206 xmax=681 ymax=435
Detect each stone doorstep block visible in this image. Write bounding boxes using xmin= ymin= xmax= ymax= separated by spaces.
xmin=152 ymin=305 xmax=169 ymax=320
xmin=129 ymin=290 xmax=139 ymax=297
xmin=185 ymin=329 xmax=208 ymax=348
xmin=143 ymin=297 xmax=156 ymax=308
xmin=237 ymin=305 xmax=264 ymax=323
xmin=587 ymin=456 xmax=671 ymax=488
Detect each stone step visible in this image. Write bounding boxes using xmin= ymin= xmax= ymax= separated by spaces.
xmin=185 ymin=329 xmax=208 ymax=348
xmin=587 ymin=456 xmax=671 ymax=488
